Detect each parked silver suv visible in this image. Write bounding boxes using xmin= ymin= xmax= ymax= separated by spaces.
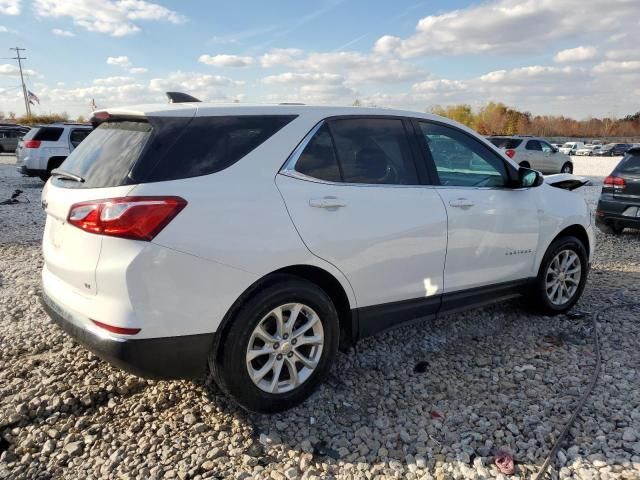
xmin=16 ymin=123 xmax=92 ymax=181
xmin=488 ymin=136 xmax=573 ymax=174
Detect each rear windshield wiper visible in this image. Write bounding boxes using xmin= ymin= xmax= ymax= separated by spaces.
xmin=50 ymin=169 xmax=85 ymax=183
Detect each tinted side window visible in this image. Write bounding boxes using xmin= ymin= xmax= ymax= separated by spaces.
xmin=540 ymin=141 xmax=554 ymax=153
xmin=34 ymin=127 xmax=64 ymax=142
xmin=295 ymin=124 xmax=341 ymax=182
xmin=526 ymin=140 xmax=542 ymax=151
xmin=328 ymin=118 xmax=418 ymax=185
xmin=488 ymin=137 xmax=523 ymax=149
xmin=418 ymin=122 xmax=507 ymax=188
xmin=70 ymin=129 xmax=91 ymax=146
xmin=145 ymin=115 xmax=295 ymax=182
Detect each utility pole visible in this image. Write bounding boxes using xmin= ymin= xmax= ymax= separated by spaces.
xmin=9 ymin=47 xmax=31 ymax=118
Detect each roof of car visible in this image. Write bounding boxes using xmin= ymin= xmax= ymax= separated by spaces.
xmin=96 ymin=102 xmax=443 ymax=121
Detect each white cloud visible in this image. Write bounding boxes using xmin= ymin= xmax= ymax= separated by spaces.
xmin=149 ymin=71 xmax=243 ymax=99
xmin=198 ymin=54 xmax=254 ymax=67
xmin=593 ymin=61 xmax=640 ymax=74
xmin=0 ymin=63 xmax=35 ymax=76
xmin=0 ymin=26 xmax=8 ymax=32
xmin=375 ymin=0 xmax=640 ymax=57
xmin=554 ymin=46 xmax=597 ymax=63
xmin=262 ymin=72 xmax=343 ymax=85
xmin=0 ymin=0 xmax=20 ymax=15
xmin=259 ymin=48 xmax=304 ymax=68
xmin=33 ymin=0 xmax=185 ymax=37
xmin=129 ymin=67 xmax=148 ymax=74
xmin=93 ymin=76 xmax=134 ymax=86
xmin=51 ymin=28 xmax=75 ymax=37
xmin=107 ymin=56 xmax=132 ymax=67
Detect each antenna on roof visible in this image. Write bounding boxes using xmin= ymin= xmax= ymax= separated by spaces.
xmin=166 ymin=92 xmax=202 ymax=103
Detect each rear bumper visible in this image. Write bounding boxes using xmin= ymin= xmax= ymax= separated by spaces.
xmin=596 ymin=197 xmax=640 ymax=231
xmin=40 ymin=291 xmax=214 ymax=380
xmin=17 ymin=165 xmax=46 ymax=177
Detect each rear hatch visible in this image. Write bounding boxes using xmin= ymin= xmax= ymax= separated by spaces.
xmin=15 ymin=127 xmax=37 ymax=163
xmin=42 ymin=119 xmax=164 ymax=295
xmin=613 ymin=151 xmax=640 ymax=201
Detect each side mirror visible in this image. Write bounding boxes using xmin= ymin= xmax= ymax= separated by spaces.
xmin=519 ymin=167 xmax=543 ymax=188
xmin=551 ymin=147 xmax=558 ymax=153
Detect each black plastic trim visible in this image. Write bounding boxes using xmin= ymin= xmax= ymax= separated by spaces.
xmin=40 ymin=292 xmax=214 ymax=380
xmin=353 ymin=278 xmax=532 ymax=340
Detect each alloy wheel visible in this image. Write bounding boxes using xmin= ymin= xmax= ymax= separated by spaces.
xmin=545 ymin=249 xmax=582 ymax=306
xmin=246 ymin=303 xmax=324 ymax=394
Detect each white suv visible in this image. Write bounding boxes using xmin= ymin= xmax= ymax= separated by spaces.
xmin=16 ymin=123 xmax=92 ymax=181
xmin=488 ymin=136 xmax=573 ymax=174
xmin=40 ymin=104 xmax=594 ymax=412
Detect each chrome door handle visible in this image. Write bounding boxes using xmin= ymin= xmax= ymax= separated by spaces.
xmin=449 ymin=198 xmax=475 ymax=208
xmin=309 ymin=197 xmax=347 ymax=209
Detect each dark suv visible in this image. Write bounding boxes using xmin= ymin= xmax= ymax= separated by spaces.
xmin=596 ymin=147 xmax=640 ymax=234
xmin=596 ymin=143 xmax=632 ymax=157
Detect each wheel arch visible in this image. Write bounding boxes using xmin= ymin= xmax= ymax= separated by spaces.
xmin=212 ymin=264 xmax=356 ymax=365
xmin=537 ymin=224 xmax=590 ymax=276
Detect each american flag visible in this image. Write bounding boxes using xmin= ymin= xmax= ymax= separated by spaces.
xmin=27 ymin=90 xmax=40 ymax=105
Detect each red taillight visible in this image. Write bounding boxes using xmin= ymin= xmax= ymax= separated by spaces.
xmin=604 ymin=175 xmax=625 ymax=188
xmin=24 ymin=140 xmax=41 ymax=148
xmin=91 ymin=319 xmax=141 ymax=335
xmin=505 ymin=149 xmax=516 ymax=159
xmin=67 ymin=196 xmax=187 ymax=241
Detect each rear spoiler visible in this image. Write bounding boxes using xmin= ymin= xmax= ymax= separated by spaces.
xmin=544 ymin=173 xmax=591 ymax=191
xmin=166 ymin=91 xmax=202 ymax=103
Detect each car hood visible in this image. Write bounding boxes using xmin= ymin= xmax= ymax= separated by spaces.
xmin=544 ymin=173 xmax=591 ymax=190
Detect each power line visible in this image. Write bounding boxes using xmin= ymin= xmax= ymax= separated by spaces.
xmin=9 ymin=47 xmax=31 ymax=117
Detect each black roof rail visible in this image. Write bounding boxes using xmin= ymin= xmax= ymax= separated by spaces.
xmin=279 ymin=102 xmax=305 ymax=105
xmin=166 ymin=91 xmax=202 ymax=103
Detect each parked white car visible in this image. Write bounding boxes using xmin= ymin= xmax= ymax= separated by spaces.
xmin=40 ymin=103 xmax=594 ymax=412
xmin=487 ymin=136 xmax=573 ymax=173
xmin=559 ymin=141 xmax=585 ymax=155
xmin=575 ymin=145 xmax=597 ymax=156
xmin=16 ymin=123 xmax=92 ymax=181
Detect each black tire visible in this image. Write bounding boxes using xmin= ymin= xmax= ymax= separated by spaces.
xmin=561 ymin=162 xmax=573 ymax=174
xmin=209 ymin=276 xmax=339 ymax=413
xmin=519 ymin=161 xmax=531 ymax=169
xmin=529 ymin=235 xmax=588 ymax=315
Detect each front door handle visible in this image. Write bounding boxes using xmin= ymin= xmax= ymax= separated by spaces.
xmin=309 ymin=197 xmax=347 ymax=209
xmin=449 ymin=198 xmax=475 ymax=208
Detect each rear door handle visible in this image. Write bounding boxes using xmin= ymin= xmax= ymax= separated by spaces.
xmin=309 ymin=197 xmax=347 ymax=209
xmin=449 ymin=198 xmax=475 ymax=208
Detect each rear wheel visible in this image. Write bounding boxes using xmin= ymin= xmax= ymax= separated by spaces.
xmin=529 ymin=235 xmax=588 ymax=315
xmin=561 ymin=162 xmax=573 ymax=174
xmin=519 ymin=161 xmax=530 ymax=169
xmin=601 ymin=222 xmax=624 ymax=235
xmin=210 ymin=276 xmax=339 ymax=413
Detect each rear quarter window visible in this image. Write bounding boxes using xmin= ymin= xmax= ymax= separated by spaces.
xmin=618 ymin=153 xmax=640 ymax=174
xmin=488 ymin=137 xmax=523 ymax=149
xmin=34 ymin=127 xmax=64 ymax=142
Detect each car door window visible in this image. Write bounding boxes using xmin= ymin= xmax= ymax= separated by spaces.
xmin=294 ymin=124 xmax=342 ymax=182
xmin=418 ymin=122 xmax=508 ymax=188
xmin=526 ymin=140 xmax=542 ymax=151
xmin=540 ymin=141 xmax=554 ymax=153
xmin=328 ymin=118 xmax=419 ymax=185
xmin=70 ymin=129 xmax=91 ymax=147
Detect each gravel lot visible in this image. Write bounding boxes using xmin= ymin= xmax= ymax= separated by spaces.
xmin=1 ymin=153 xmax=639 ymax=480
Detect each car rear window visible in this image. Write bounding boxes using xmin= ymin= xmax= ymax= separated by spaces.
xmin=618 ymin=153 xmax=640 ymax=174
xmin=33 ymin=127 xmax=64 ymax=142
xmin=488 ymin=137 xmax=523 ymax=149
xmin=53 ymin=115 xmax=296 ymax=189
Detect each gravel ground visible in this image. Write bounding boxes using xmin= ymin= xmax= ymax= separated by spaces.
xmin=1 ymin=154 xmax=639 ymax=480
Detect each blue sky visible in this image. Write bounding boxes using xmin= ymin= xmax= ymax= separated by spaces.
xmin=0 ymin=0 xmax=638 ymax=118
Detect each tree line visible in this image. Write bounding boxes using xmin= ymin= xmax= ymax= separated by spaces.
xmin=429 ymin=102 xmax=640 ymax=139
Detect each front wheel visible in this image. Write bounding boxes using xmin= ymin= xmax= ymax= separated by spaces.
xmin=561 ymin=162 xmax=573 ymax=174
xmin=210 ymin=276 xmax=339 ymax=413
xmin=529 ymin=236 xmax=588 ymax=315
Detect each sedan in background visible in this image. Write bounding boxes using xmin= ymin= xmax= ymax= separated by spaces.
xmin=596 ymin=147 xmax=640 ymax=234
